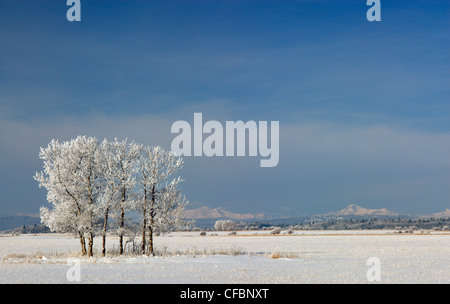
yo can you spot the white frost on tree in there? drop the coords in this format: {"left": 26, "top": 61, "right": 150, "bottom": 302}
{"left": 136, "top": 146, "right": 186, "bottom": 255}
{"left": 34, "top": 136, "right": 103, "bottom": 257}
{"left": 153, "top": 177, "right": 189, "bottom": 236}
{"left": 35, "top": 137, "right": 189, "bottom": 257}
{"left": 214, "top": 220, "right": 237, "bottom": 231}
{"left": 99, "top": 138, "right": 141, "bottom": 255}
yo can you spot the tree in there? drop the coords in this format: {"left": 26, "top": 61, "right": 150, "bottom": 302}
{"left": 35, "top": 136, "right": 103, "bottom": 257}
{"left": 97, "top": 139, "right": 119, "bottom": 256}
{"left": 271, "top": 227, "right": 282, "bottom": 235}
{"left": 152, "top": 177, "right": 189, "bottom": 236}
{"left": 99, "top": 139, "right": 140, "bottom": 255}
{"left": 214, "top": 220, "right": 237, "bottom": 231}
{"left": 36, "top": 137, "right": 189, "bottom": 257}
{"left": 136, "top": 146, "right": 186, "bottom": 255}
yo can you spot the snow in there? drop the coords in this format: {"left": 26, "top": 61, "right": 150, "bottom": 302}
{"left": 0, "top": 231, "right": 449, "bottom": 283}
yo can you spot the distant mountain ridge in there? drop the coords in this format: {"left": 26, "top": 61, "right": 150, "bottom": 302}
{"left": 425, "top": 209, "right": 450, "bottom": 218}
{"left": 182, "top": 204, "right": 402, "bottom": 222}
{"left": 2, "top": 205, "right": 449, "bottom": 231}
{"left": 321, "top": 204, "right": 399, "bottom": 217}
{"left": 182, "top": 206, "right": 266, "bottom": 221}
{"left": 183, "top": 204, "right": 450, "bottom": 223}
{"left": 0, "top": 215, "right": 41, "bottom": 231}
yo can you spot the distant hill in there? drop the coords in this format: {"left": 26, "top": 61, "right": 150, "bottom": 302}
{"left": 420, "top": 209, "right": 450, "bottom": 218}
{"left": 182, "top": 206, "right": 266, "bottom": 221}
{"left": 432, "top": 209, "right": 450, "bottom": 218}
{"left": 322, "top": 204, "right": 399, "bottom": 217}
{"left": 182, "top": 204, "right": 449, "bottom": 224}
{"left": 0, "top": 215, "right": 41, "bottom": 231}
{"left": 2, "top": 204, "right": 449, "bottom": 231}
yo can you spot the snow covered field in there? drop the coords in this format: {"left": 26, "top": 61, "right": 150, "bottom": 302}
{"left": 1, "top": 231, "right": 449, "bottom": 284}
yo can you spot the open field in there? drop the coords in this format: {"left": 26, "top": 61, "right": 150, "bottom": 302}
{"left": 1, "top": 231, "right": 449, "bottom": 283}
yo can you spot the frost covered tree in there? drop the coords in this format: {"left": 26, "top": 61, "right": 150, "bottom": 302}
{"left": 152, "top": 177, "right": 189, "bottom": 237}
{"left": 136, "top": 146, "right": 187, "bottom": 255}
{"left": 99, "top": 139, "right": 141, "bottom": 255}
{"left": 97, "top": 141, "right": 118, "bottom": 256}
{"left": 36, "top": 137, "right": 189, "bottom": 257}
{"left": 214, "top": 220, "right": 237, "bottom": 231}
{"left": 35, "top": 136, "right": 103, "bottom": 257}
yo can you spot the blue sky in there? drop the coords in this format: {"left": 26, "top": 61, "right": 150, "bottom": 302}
{"left": 0, "top": 0, "right": 449, "bottom": 216}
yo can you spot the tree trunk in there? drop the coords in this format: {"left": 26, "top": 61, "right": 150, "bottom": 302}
{"left": 119, "top": 207, "right": 124, "bottom": 255}
{"left": 141, "top": 207, "right": 147, "bottom": 254}
{"left": 119, "top": 186, "right": 126, "bottom": 255}
{"left": 87, "top": 168, "right": 94, "bottom": 257}
{"left": 102, "top": 207, "right": 109, "bottom": 256}
{"left": 141, "top": 187, "right": 148, "bottom": 254}
{"left": 148, "top": 225, "right": 153, "bottom": 256}
{"left": 79, "top": 232, "right": 87, "bottom": 256}
{"left": 148, "top": 185, "right": 155, "bottom": 256}
{"left": 88, "top": 232, "right": 94, "bottom": 257}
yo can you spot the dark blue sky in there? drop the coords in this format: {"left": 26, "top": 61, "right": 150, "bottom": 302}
{"left": 0, "top": 0, "right": 449, "bottom": 216}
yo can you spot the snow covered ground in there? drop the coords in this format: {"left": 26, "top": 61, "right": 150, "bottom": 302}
{"left": 0, "top": 231, "right": 449, "bottom": 283}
